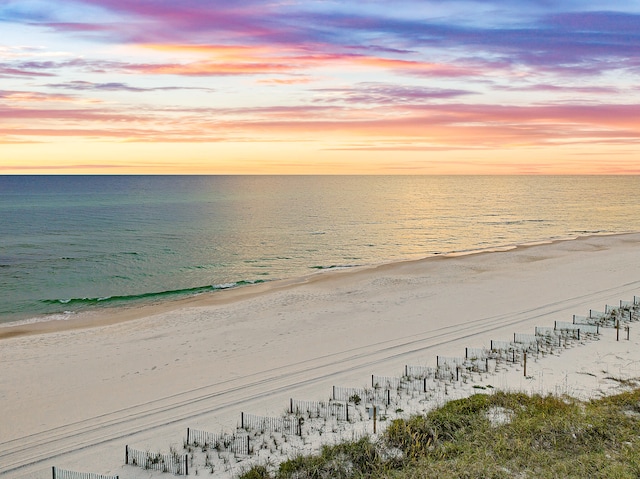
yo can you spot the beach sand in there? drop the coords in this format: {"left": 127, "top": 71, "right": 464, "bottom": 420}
{"left": 1, "top": 233, "right": 639, "bottom": 478}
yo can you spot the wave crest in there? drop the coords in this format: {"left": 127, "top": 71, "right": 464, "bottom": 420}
{"left": 41, "top": 280, "right": 267, "bottom": 307}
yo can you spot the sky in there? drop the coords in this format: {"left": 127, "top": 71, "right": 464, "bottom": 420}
{"left": 1, "top": 0, "right": 640, "bottom": 174}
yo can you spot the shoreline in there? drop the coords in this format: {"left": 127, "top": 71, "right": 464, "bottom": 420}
{"left": 1, "top": 230, "right": 639, "bottom": 478}
{"left": 1, "top": 230, "right": 635, "bottom": 341}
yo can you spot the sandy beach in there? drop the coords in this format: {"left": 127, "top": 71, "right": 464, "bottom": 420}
{"left": 1, "top": 233, "right": 640, "bottom": 478}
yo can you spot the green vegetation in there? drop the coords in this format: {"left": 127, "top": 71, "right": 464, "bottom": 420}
{"left": 238, "top": 388, "right": 640, "bottom": 479}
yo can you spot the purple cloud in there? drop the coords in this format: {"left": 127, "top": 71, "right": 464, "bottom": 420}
{"left": 0, "top": 65, "right": 56, "bottom": 78}
{"left": 311, "top": 83, "right": 474, "bottom": 105}
{"left": 45, "top": 80, "right": 215, "bottom": 93}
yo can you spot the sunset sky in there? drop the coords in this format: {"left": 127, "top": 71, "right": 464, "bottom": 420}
{"left": 1, "top": 0, "right": 639, "bottom": 174}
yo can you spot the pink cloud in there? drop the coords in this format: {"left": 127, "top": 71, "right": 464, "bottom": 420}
{"left": 506, "top": 84, "right": 620, "bottom": 95}
{"left": 2, "top": 78, "right": 639, "bottom": 151}
{"left": 257, "top": 77, "right": 315, "bottom": 85}
{"left": 0, "top": 90, "right": 79, "bottom": 103}
{"left": 0, "top": 106, "right": 141, "bottom": 122}
{"left": 0, "top": 66, "right": 56, "bottom": 78}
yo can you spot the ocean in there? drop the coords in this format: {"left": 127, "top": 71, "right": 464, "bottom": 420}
{"left": 1, "top": 175, "right": 639, "bottom": 325}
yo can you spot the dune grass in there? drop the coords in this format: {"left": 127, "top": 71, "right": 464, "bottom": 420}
{"left": 238, "top": 387, "right": 640, "bottom": 479}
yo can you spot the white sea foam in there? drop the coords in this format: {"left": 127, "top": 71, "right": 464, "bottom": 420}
{"left": 0, "top": 311, "right": 76, "bottom": 328}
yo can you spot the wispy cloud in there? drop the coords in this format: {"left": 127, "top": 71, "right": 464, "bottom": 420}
{"left": 0, "top": 89, "right": 78, "bottom": 102}
{"left": 311, "top": 83, "right": 474, "bottom": 104}
{"left": 45, "top": 80, "right": 216, "bottom": 93}
{"left": 0, "top": 65, "right": 56, "bottom": 78}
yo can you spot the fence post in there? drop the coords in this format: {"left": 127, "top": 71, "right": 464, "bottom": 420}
{"left": 372, "top": 374, "right": 374, "bottom": 387}
{"left": 523, "top": 352, "right": 527, "bottom": 377}
{"left": 387, "top": 389, "right": 391, "bottom": 406}
{"left": 346, "top": 403, "right": 349, "bottom": 422}
{"left": 241, "top": 412, "right": 244, "bottom": 429}
{"left": 186, "top": 427, "right": 190, "bottom": 445}
{"left": 405, "top": 365, "right": 408, "bottom": 377}
{"left": 298, "top": 417, "right": 303, "bottom": 436}
{"left": 184, "top": 454, "right": 188, "bottom": 476}
{"left": 465, "top": 347, "right": 468, "bottom": 359}
{"left": 332, "top": 386, "right": 336, "bottom": 400}
{"left": 373, "top": 405, "right": 377, "bottom": 434}
{"left": 456, "top": 366, "right": 459, "bottom": 382}
{"left": 52, "top": 466, "right": 56, "bottom": 479}
{"left": 617, "top": 320, "right": 620, "bottom": 341}
{"left": 290, "top": 398, "right": 293, "bottom": 414}
{"left": 125, "top": 445, "right": 129, "bottom": 465}
{"left": 626, "top": 326, "right": 630, "bottom": 340}
{"left": 423, "top": 377, "right": 427, "bottom": 393}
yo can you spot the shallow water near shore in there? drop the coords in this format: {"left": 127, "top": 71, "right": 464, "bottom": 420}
{"left": 2, "top": 175, "right": 640, "bottom": 324}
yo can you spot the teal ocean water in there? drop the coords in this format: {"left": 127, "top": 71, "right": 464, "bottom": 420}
{"left": 2, "top": 175, "right": 639, "bottom": 325}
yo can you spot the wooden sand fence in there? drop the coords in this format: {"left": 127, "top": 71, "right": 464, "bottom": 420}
{"left": 52, "top": 468, "right": 118, "bottom": 479}
{"left": 616, "top": 299, "right": 640, "bottom": 321}
{"left": 289, "top": 399, "right": 351, "bottom": 421}
{"left": 513, "top": 333, "right": 539, "bottom": 350}
{"left": 555, "top": 321, "right": 599, "bottom": 337}
{"left": 489, "top": 340, "right": 521, "bottom": 362}
{"left": 620, "top": 300, "right": 635, "bottom": 309}
{"left": 573, "top": 315, "right": 599, "bottom": 326}
{"left": 435, "top": 356, "right": 465, "bottom": 380}
{"left": 240, "top": 412, "right": 300, "bottom": 435}
{"left": 465, "top": 348, "right": 493, "bottom": 373}
{"left": 620, "top": 300, "right": 640, "bottom": 320}
{"left": 371, "top": 375, "right": 426, "bottom": 393}
{"left": 606, "top": 304, "right": 621, "bottom": 314}
{"left": 467, "top": 357, "right": 491, "bottom": 373}
{"left": 465, "top": 347, "right": 490, "bottom": 360}
{"left": 404, "top": 366, "right": 440, "bottom": 392}
{"left": 404, "top": 365, "right": 437, "bottom": 380}
{"left": 332, "top": 386, "right": 391, "bottom": 405}
{"left": 125, "top": 445, "right": 188, "bottom": 475}
{"left": 332, "top": 386, "right": 391, "bottom": 406}
{"left": 535, "top": 326, "right": 580, "bottom": 345}
{"left": 588, "top": 309, "right": 616, "bottom": 327}
{"left": 438, "top": 354, "right": 490, "bottom": 376}
{"left": 186, "top": 428, "right": 250, "bottom": 455}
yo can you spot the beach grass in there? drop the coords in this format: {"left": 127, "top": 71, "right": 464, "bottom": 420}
{"left": 238, "top": 387, "right": 640, "bottom": 479}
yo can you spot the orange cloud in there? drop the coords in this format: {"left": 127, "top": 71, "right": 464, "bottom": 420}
{"left": 129, "top": 43, "right": 484, "bottom": 79}
{"left": 0, "top": 90, "right": 78, "bottom": 103}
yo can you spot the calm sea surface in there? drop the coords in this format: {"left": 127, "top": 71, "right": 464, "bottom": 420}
{"left": 1, "top": 175, "right": 639, "bottom": 325}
